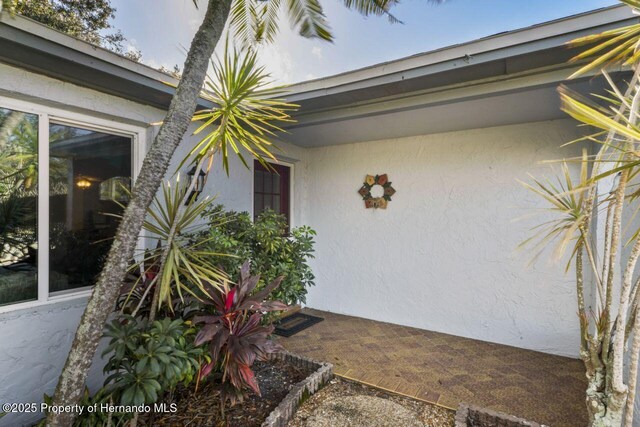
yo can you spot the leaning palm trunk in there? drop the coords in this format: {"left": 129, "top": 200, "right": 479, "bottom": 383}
{"left": 46, "top": 0, "right": 231, "bottom": 425}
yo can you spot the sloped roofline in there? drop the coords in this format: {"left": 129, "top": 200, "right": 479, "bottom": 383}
{"left": 0, "top": 4, "right": 636, "bottom": 111}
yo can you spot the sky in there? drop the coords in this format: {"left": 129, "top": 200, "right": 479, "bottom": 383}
{"left": 108, "top": 0, "right": 620, "bottom": 85}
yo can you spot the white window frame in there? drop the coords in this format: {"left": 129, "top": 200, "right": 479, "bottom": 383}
{"left": 250, "top": 159, "right": 295, "bottom": 228}
{"left": 0, "top": 95, "right": 147, "bottom": 314}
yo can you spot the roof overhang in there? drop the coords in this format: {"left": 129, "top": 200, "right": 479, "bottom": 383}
{"left": 275, "top": 5, "right": 638, "bottom": 146}
{"left": 0, "top": 5, "right": 637, "bottom": 147}
{"left": 286, "top": 5, "right": 638, "bottom": 114}
{"left": 0, "top": 13, "right": 213, "bottom": 111}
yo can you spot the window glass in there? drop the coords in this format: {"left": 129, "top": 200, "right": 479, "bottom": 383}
{"left": 0, "top": 108, "right": 38, "bottom": 306}
{"left": 253, "top": 161, "right": 290, "bottom": 224}
{"left": 49, "top": 124, "right": 131, "bottom": 293}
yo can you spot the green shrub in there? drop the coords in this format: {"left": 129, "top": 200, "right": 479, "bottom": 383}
{"left": 195, "top": 205, "right": 316, "bottom": 305}
{"left": 102, "top": 316, "right": 205, "bottom": 406}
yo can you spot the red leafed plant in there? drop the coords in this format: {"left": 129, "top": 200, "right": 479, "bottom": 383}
{"left": 194, "top": 261, "right": 288, "bottom": 403}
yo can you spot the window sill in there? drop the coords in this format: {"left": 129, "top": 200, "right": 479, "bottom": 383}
{"left": 0, "top": 289, "right": 92, "bottom": 316}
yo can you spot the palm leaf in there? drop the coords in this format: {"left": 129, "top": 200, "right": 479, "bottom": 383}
{"left": 180, "top": 47, "right": 297, "bottom": 175}
{"left": 559, "top": 86, "right": 640, "bottom": 144}
{"left": 286, "top": 0, "right": 333, "bottom": 41}
{"left": 568, "top": 0, "right": 640, "bottom": 78}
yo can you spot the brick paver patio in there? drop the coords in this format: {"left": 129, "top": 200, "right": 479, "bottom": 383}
{"left": 279, "top": 308, "right": 587, "bottom": 426}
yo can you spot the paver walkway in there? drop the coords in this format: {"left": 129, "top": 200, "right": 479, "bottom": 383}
{"left": 279, "top": 308, "right": 587, "bottom": 427}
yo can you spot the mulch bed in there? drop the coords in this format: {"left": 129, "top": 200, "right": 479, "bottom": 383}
{"left": 145, "top": 359, "right": 313, "bottom": 427}
{"left": 288, "top": 377, "right": 456, "bottom": 427}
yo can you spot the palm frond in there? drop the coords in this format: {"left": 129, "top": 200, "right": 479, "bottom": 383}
{"left": 568, "top": 1, "right": 640, "bottom": 78}
{"left": 180, "top": 47, "right": 298, "bottom": 175}
{"left": 286, "top": 0, "right": 333, "bottom": 41}
{"left": 229, "top": 0, "right": 283, "bottom": 47}
{"left": 340, "top": 0, "right": 402, "bottom": 24}
{"left": 519, "top": 154, "right": 592, "bottom": 268}
{"left": 559, "top": 85, "right": 640, "bottom": 147}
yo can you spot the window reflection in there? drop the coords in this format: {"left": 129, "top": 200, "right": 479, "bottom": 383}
{"left": 49, "top": 124, "right": 131, "bottom": 293}
{"left": 0, "top": 108, "right": 38, "bottom": 306}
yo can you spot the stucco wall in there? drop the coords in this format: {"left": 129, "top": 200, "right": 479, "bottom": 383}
{"left": 299, "top": 119, "right": 585, "bottom": 357}
{"left": 0, "top": 298, "right": 108, "bottom": 427}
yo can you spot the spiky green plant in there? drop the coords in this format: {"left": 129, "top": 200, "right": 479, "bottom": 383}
{"left": 127, "top": 177, "right": 228, "bottom": 317}
{"left": 181, "top": 47, "right": 297, "bottom": 175}
{"left": 42, "top": 0, "right": 447, "bottom": 423}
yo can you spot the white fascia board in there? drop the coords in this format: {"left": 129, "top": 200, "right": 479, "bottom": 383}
{"left": 286, "top": 5, "right": 636, "bottom": 100}
{"left": 286, "top": 64, "right": 627, "bottom": 130}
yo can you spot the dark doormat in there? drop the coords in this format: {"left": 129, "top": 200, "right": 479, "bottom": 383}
{"left": 274, "top": 313, "right": 324, "bottom": 337}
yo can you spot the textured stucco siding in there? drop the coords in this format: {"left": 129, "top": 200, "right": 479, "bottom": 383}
{"left": 0, "top": 298, "right": 108, "bottom": 427}
{"left": 299, "top": 120, "right": 585, "bottom": 358}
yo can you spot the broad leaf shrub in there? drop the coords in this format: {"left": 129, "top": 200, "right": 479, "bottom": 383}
{"left": 195, "top": 204, "right": 316, "bottom": 305}
{"left": 102, "top": 317, "right": 205, "bottom": 406}
{"left": 195, "top": 261, "right": 288, "bottom": 404}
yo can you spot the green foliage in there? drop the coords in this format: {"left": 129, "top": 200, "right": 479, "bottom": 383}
{"left": 0, "top": 110, "right": 38, "bottom": 261}
{"left": 115, "top": 177, "right": 227, "bottom": 314}
{"left": 185, "top": 48, "right": 297, "bottom": 175}
{"left": 4, "top": 0, "right": 140, "bottom": 59}
{"left": 102, "top": 316, "right": 205, "bottom": 406}
{"left": 195, "top": 204, "right": 316, "bottom": 305}
{"left": 228, "top": 0, "right": 447, "bottom": 47}
{"left": 524, "top": 1, "right": 640, "bottom": 423}
{"left": 568, "top": 0, "right": 640, "bottom": 78}
{"left": 519, "top": 150, "right": 590, "bottom": 268}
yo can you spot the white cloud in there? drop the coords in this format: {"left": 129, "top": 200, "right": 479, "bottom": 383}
{"left": 311, "top": 46, "right": 323, "bottom": 59}
{"left": 256, "top": 44, "right": 295, "bottom": 85}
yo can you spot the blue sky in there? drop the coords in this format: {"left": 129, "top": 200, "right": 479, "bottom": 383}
{"left": 109, "top": 0, "right": 619, "bottom": 84}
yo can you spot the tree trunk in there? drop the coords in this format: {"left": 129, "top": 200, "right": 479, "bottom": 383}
{"left": 45, "top": 1, "right": 231, "bottom": 425}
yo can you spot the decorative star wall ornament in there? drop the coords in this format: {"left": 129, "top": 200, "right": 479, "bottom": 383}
{"left": 358, "top": 174, "right": 396, "bottom": 209}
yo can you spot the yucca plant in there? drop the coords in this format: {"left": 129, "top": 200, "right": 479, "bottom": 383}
{"left": 526, "top": 1, "right": 640, "bottom": 425}
{"left": 114, "top": 177, "right": 229, "bottom": 320}
{"left": 133, "top": 48, "right": 298, "bottom": 321}
{"left": 180, "top": 47, "right": 297, "bottom": 176}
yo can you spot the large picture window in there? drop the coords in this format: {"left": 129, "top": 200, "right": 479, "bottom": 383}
{"left": 0, "top": 99, "right": 139, "bottom": 309}
{"left": 49, "top": 124, "right": 132, "bottom": 294}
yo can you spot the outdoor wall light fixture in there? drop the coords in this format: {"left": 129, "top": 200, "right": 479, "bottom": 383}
{"left": 76, "top": 178, "right": 92, "bottom": 189}
{"left": 185, "top": 166, "right": 206, "bottom": 205}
